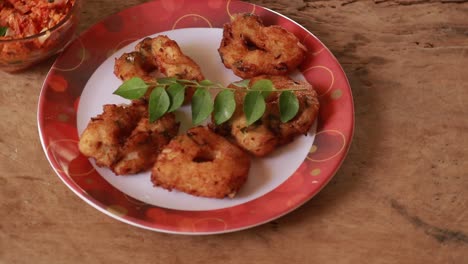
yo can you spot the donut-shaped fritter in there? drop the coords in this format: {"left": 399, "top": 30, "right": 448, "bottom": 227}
{"left": 114, "top": 36, "right": 204, "bottom": 102}
{"left": 143, "top": 36, "right": 204, "bottom": 82}
{"left": 79, "top": 100, "right": 180, "bottom": 175}
{"left": 218, "top": 13, "right": 307, "bottom": 78}
{"left": 151, "top": 126, "right": 251, "bottom": 198}
{"left": 79, "top": 101, "right": 146, "bottom": 168}
{"left": 212, "top": 75, "right": 319, "bottom": 156}
{"left": 113, "top": 114, "right": 179, "bottom": 175}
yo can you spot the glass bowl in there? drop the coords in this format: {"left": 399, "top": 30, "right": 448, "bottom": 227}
{"left": 0, "top": 1, "right": 81, "bottom": 73}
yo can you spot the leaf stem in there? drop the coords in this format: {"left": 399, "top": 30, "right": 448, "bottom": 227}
{"left": 114, "top": 76, "right": 304, "bottom": 125}
{"left": 146, "top": 78, "right": 309, "bottom": 92}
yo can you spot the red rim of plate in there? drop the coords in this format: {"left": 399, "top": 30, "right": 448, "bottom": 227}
{"left": 37, "top": 0, "right": 354, "bottom": 235}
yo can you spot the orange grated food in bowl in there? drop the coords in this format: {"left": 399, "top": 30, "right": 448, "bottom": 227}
{"left": 0, "top": 0, "right": 76, "bottom": 40}
{"left": 0, "top": 0, "right": 79, "bottom": 72}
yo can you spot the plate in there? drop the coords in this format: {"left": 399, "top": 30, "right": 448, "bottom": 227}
{"left": 38, "top": 0, "right": 354, "bottom": 234}
{"left": 79, "top": 27, "right": 317, "bottom": 211}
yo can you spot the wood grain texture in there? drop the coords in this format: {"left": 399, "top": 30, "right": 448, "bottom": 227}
{"left": 0, "top": 0, "right": 467, "bottom": 263}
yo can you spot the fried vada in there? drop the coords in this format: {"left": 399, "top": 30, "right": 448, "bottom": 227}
{"left": 114, "top": 35, "right": 205, "bottom": 102}
{"left": 151, "top": 126, "right": 250, "bottom": 198}
{"left": 113, "top": 51, "right": 157, "bottom": 82}
{"left": 218, "top": 13, "right": 307, "bottom": 78}
{"left": 79, "top": 100, "right": 180, "bottom": 175}
{"left": 212, "top": 75, "right": 319, "bottom": 156}
{"left": 112, "top": 114, "right": 179, "bottom": 175}
{"left": 78, "top": 101, "right": 146, "bottom": 168}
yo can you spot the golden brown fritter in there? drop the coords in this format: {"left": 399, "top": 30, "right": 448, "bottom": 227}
{"left": 265, "top": 80, "right": 320, "bottom": 146}
{"left": 146, "top": 36, "right": 204, "bottom": 82}
{"left": 113, "top": 51, "right": 157, "bottom": 82}
{"left": 146, "top": 35, "right": 205, "bottom": 102}
{"left": 212, "top": 75, "right": 319, "bottom": 156}
{"left": 113, "top": 114, "right": 179, "bottom": 175}
{"left": 78, "top": 101, "right": 146, "bottom": 168}
{"left": 218, "top": 13, "right": 307, "bottom": 78}
{"left": 151, "top": 126, "right": 251, "bottom": 198}
{"left": 79, "top": 100, "right": 180, "bottom": 175}
{"left": 213, "top": 89, "right": 278, "bottom": 157}
{"left": 134, "top": 37, "right": 156, "bottom": 66}
{"left": 113, "top": 36, "right": 204, "bottom": 102}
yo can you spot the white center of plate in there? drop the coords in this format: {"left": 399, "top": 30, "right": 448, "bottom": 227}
{"left": 77, "top": 28, "right": 316, "bottom": 211}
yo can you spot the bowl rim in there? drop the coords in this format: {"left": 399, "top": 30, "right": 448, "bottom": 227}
{"left": 0, "top": 0, "right": 79, "bottom": 43}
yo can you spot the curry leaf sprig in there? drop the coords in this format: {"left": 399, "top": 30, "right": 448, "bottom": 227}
{"left": 113, "top": 77, "right": 305, "bottom": 126}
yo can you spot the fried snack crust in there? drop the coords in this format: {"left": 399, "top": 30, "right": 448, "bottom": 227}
{"left": 212, "top": 75, "right": 319, "bottom": 156}
{"left": 151, "top": 126, "right": 251, "bottom": 198}
{"left": 78, "top": 102, "right": 146, "bottom": 168}
{"left": 79, "top": 100, "right": 180, "bottom": 175}
{"left": 113, "top": 114, "right": 180, "bottom": 175}
{"left": 218, "top": 13, "right": 307, "bottom": 79}
{"left": 148, "top": 35, "right": 205, "bottom": 102}
{"left": 113, "top": 36, "right": 205, "bottom": 102}
{"left": 147, "top": 36, "right": 204, "bottom": 82}
{"left": 113, "top": 51, "right": 157, "bottom": 82}
{"left": 215, "top": 90, "right": 278, "bottom": 157}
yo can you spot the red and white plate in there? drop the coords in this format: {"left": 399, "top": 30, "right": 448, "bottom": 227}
{"left": 38, "top": 0, "right": 354, "bottom": 234}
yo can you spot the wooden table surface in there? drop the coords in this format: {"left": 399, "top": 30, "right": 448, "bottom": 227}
{"left": 1, "top": 0, "right": 467, "bottom": 263}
